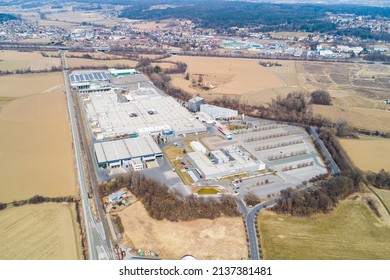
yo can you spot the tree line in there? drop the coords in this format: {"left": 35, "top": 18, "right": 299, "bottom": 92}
{"left": 272, "top": 176, "right": 359, "bottom": 216}
{"left": 136, "top": 58, "right": 193, "bottom": 101}
{"left": 0, "top": 195, "right": 76, "bottom": 211}
{"left": 0, "top": 66, "right": 62, "bottom": 76}
{"left": 99, "top": 171, "right": 240, "bottom": 222}
{"left": 367, "top": 169, "right": 390, "bottom": 190}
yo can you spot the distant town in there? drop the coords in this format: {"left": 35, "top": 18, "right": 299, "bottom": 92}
{"left": 0, "top": 3, "right": 389, "bottom": 61}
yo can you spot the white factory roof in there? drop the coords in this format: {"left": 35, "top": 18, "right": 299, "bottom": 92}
{"left": 188, "top": 148, "right": 261, "bottom": 178}
{"left": 200, "top": 104, "right": 238, "bottom": 119}
{"left": 94, "top": 135, "right": 162, "bottom": 164}
{"left": 86, "top": 90, "right": 206, "bottom": 138}
{"left": 190, "top": 141, "right": 207, "bottom": 154}
{"left": 108, "top": 189, "right": 127, "bottom": 202}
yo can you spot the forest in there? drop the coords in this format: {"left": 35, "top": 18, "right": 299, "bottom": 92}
{"left": 0, "top": 14, "right": 18, "bottom": 23}
{"left": 120, "top": 1, "right": 390, "bottom": 34}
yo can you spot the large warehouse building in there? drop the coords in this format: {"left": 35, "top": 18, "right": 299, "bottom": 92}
{"left": 188, "top": 96, "right": 205, "bottom": 112}
{"left": 86, "top": 92, "right": 206, "bottom": 139}
{"left": 200, "top": 104, "right": 238, "bottom": 119}
{"left": 94, "top": 136, "right": 163, "bottom": 169}
{"left": 77, "top": 71, "right": 207, "bottom": 140}
{"left": 187, "top": 145, "right": 265, "bottom": 179}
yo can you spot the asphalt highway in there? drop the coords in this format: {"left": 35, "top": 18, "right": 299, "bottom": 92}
{"left": 61, "top": 52, "right": 114, "bottom": 260}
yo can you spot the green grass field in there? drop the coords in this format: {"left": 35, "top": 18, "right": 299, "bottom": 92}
{"left": 258, "top": 196, "right": 390, "bottom": 259}
{"left": 372, "top": 188, "right": 390, "bottom": 213}
{"left": 197, "top": 188, "right": 219, "bottom": 195}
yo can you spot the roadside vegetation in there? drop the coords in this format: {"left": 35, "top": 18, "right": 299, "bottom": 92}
{"left": 243, "top": 193, "right": 261, "bottom": 207}
{"left": 367, "top": 169, "right": 390, "bottom": 190}
{"left": 0, "top": 195, "right": 75, "bottom": 211}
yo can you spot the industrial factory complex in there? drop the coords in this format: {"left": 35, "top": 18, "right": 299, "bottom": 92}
{"left": 94, "top": 136, "right": 163, "bottom": 169}
{"left": 71, "top": 70, "right": 206, "bottom": 140}
{"left": 69, "top": 68, "right": 328, "bottom": 202}
{"left": 187, "top": 145, "right": 266, "bottom": 180}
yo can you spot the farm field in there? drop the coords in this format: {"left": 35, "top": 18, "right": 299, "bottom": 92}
{"left": 313, "top": 105, "right": 390, "bottom": 132}
{"left": 373, "top": 188, "right": 390, "bottom": 212}
{"left": 165, "top": 56, "right": 285, "bottom": 98}
{"left": 339, "top": 137, "right": 390, "bottom": 172}
{"left": 66, "top": 58, "right": 138, "bottom": 69}
{"left": 46, "top": 11, "right": 124, "bottom": 27}
{"left": 258, "top": 193, "right": 390, "bottom": 259}
{"left": 296, "top": 61, "right": 390, "bottom": 98}
{"left": 0, "top": 203, "right": 82, "bottom": 260}
{"left": 0, "top": 51, "right": 60, "bottom": 71}
{"left": 151, "top": 62, "right": 177, "bottom": 70}
{"left": 132, "top": 21, "right": 171, "bottom": 30}
{"left": 0, "top": 72, "right": 64, "bottom": 98}
{"left": 118, "top": 201, "right": 248, "bottom": 260}
{"left": 164, "top": 56, "right": 390, "bottom": 132}
{"left": 0, "top": 73, "right": 76, "bottom": 202}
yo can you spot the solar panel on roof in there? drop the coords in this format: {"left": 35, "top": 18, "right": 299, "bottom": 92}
{"left": 83, "top": 74, "right": 89, "bottom": 81}
{"left": 88, "top": 74, "right": 94, "bottom": 80}
{"left": 70, "top": 76, "right": 75, "bottom": 82}
{"left": 75, "top": 75, "right": 80, "bottom": 82}
{"left": 101, "top": 72, "right": 108, "bottom": 80}
{"left": 97, "top": 73, "right": 103, "bottom": 80}
{"left": 93, "top": 73, "right": 99, "bottom": 80}
{"left": 81, "top": 75, "right": 85, "bottom": 81}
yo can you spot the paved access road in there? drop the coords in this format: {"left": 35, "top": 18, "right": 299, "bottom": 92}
{"left": 61, "top": 52, "right": 114, "bottom": 260}
{"left": 309, "top": 127, "right": 340, "bottom": 176}
{"left": 237, "top": 198, "right": 278, "bottom": 260}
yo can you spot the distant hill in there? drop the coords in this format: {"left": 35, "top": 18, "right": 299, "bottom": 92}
{"left": 120, "top": 1, "right": 390, "bottom": 31}
{"left": 0, "top": 14, "right": 17, "bottom": 23}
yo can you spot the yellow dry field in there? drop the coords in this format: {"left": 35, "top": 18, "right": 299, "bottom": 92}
{"left": 313, "top": 105, "right": 390, "bottom": 132}
{"left": 297, "top": 61, "right": 390, "bottom": 131}
{"left": 66, "top": 52, "right": 124, "bottom": 60}
{"left": 0, "top": 72, "right": 64, "bottom": 98}
{"left": 151, "top": 62, "right": 177, "bottom": 70}
{"left": 165, "top": 56, "right": 285, "bottom": 98}
{"left": 47, "top": 11, "right": 105, "bottom": 23}
{"left": 0, "top": 73, "right": 77, "bottom": 202}
{"left": 118, "top": 201, "right": 248, "bottom": 260}
{"left": 0, "top": 51, "right": 61, "bottom": 71}
{"left": 67, "top": 58, "right": 138, "bottom": 68}
{"left": 20, "top": 38, "right": 53, "bottom": 44}
{"left": 339, "top": 137, "right": 390, "bottom": 172}
{"left": 38, "top": 20, "right": 77, "bottom": 28}
{"left": 132, "top": 21, "right": 170, "bottom": 30}
{"left": 140, "top": 54, "right": 165, "bottom": 59}
{"left": 0, "top": 51, "right": 39, "bottom": 71}
{"left": 270, "top": 31, "right": 310, "bottom": 38}
{"left": 0, "top": 203, "right": 82, "bottom": 260}
{"left": 46, "top": 11, "right": 122, "bottom": 27}
{"left": 259, "top": 193, "right": 390, "bottom": 259}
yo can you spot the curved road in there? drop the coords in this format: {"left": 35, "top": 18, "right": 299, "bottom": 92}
{"left": 237, "top": 199, "right": 278, "bottom": 260}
